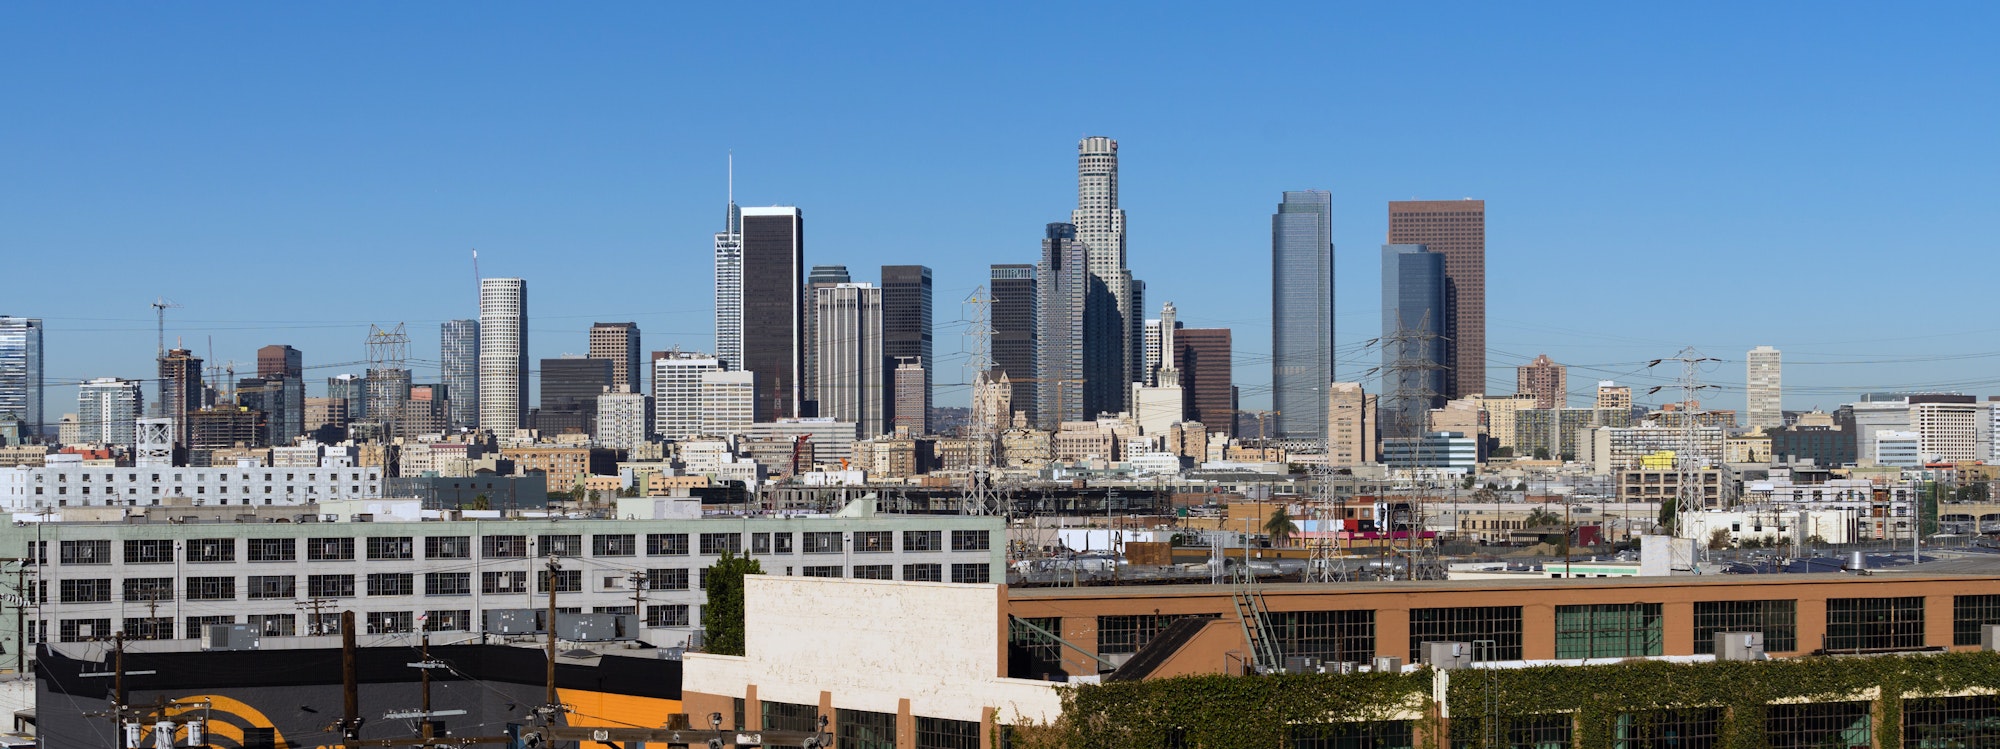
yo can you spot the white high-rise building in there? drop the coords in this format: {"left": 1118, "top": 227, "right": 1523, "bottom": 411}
{"left": 653, "top": 352, "right": 721, "bottom": 441}
{"left": 714, "top": 161, "right": 744, "bottom": 372}
{"left": 0, "top": 317, "right": 43, "bottom": 438}
{"left": 700, "top": 370, "right": 756, "bottom": 438}
{"left": 595, "top": 390, "right": 651, "bottom": 449}
{"left": 1070, "top": 137, "right": 1140, "bottom": 409}
{"left": 1747, "top": 345, "right": 1782, "bottom": 430}
{"left": 76, "top": 378, "right": 143, "bottom": 446}
{"left": 478, "top": 278, "right": 527, "bottom": 437}
{"left": 815, "top": 283, "right": 885, "bottom": 436}
{"left": 1142, "top": 319, "right": 1163, "bottom": 387}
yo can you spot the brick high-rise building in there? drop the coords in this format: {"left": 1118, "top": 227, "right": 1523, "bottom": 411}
{"left": 1387, "top": 200, "right": 1484, "bottom": 400}
{"left": 1174, "top": 328, "right": 1232, "bottom": 437}
{"left": 1518, "top": 354, "right": 1567, "bottom": 410}
{"left": 589, "top": 322, "right": 642, "bottom": 395}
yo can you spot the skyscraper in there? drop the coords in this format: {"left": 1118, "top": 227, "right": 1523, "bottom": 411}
{"left": 479, "top": 277, "right": 528, "bottom": 437}
{"left": 740, "top": 206, "right": 805, "bottom": 421}
{"left": 880, "top": 265, "right": 933, "bottom": 431}
{"left": 538, "top": 356, "right": 612, "bottom": 435}
{"left": 1381, "top": 244, "right": 1447, "bottom": 438}
{"left": 1387, "top": 200, "right": 1485, "bottom": 400}
{"left": 1747, "top": 346, "right": 1783, "bottom": 429}
{"left": 1175, "top": 328, "right": 1233, "bottom": 437}
{"left": 652, "top": 352, "right": 723, "bottom": 441}
{"left": 0, "top": 317, "right": 43, "bottom": 439}
{"left": 802, "top": 265, "right": 852, "bottom": 411}
{"left": 893, "top": 358, "right": 928, "bottom": 436}
{"left": 815, "top": 283, "right": 885, "bottom": 436}
{"left": 328, "top": 373, "right": 367, "bottom": 422}
{"left": 989, "top": 264, "right": 1038, "bottom": 425}
{"left": 714, "top": 173, "right": 744, "bottom": 371}
{"left": 440, "top": 319, "right": 479, "bottom": 430}
{"left": 159, "top": 348, "right": 203, "bottom": 447}
{"left": 252, "top": 344, "right": 305, "bottom": 442}
{"left": 1142, "top": 319, "right": 1164, "bottom": 387}
{"left": 589, "top": 322, "right": 642, "bottom": 395}
{"left": 77, "top": 378, "right": 142, "bottom": 446}
{"left": 1036, "top": 223, "right": 1089, "bottom": 428}
{"left": 1517, "top": 354, "right": 1567, "bottom": 410}
{"left": 1272, "top": 190, "right": 1335, "bottom": 441}
{"left": 1070, "top": 137, "right": 1141, "bottom": 410}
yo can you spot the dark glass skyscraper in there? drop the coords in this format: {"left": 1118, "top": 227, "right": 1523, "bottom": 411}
{"left": 441, "top": 319, "right": 479, "bottom": 429}
{"left": 990, "top": 264, "right": 1038, "bottom": 425}
{"left": 1381, "top": 244, "right": 1448, "bottom": 438}
{"left": 1271, "top": 190, "right": 1334, "bottom": 441}
{"left": 1388, "top": 200, "right": 1484, "bottom": 400}
{"left": 740, "top": 207, "right": 805, "bottom": 421}
{"left": 880, "top": 265, "right": 933, "bottom": 431}
{"left": 1036, "top": 223, "right": 1089, "bottom": 427}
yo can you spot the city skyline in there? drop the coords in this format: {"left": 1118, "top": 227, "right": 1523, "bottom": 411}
{"left": 5, "top": 5, "right": 1996, "bottom": 419}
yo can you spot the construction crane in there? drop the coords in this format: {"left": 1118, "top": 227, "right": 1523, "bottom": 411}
{"left": 790, "top": 433, "right": 813, "bottom": 476}
{"left": 149, "top": 297, "right": 181, "bottom": 357}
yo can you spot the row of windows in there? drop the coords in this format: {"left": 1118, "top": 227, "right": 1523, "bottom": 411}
{"left": 55, "top": 529, "right": 991, "bottom": 565}
{"left": 42, "top": 471, "right": 369, "bottom": 482}
{"left": 52, "top": 604, "right": 697, "bottom": 642}
{"left": 1061, "top": 597, "right": 2000, "bottom": 665}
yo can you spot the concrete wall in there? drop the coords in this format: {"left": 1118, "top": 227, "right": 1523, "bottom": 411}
{"left": 684, "top": 577, "right": 1062, "bottom": 734}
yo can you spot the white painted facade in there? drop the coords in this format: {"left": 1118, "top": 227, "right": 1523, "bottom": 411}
{"left": 0, "top": 455, "right": 382, "bottom": 510}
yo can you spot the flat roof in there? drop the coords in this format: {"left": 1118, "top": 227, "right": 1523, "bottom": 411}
{"left": 1006, "top": 571, "right": 2000, "bottom": 600}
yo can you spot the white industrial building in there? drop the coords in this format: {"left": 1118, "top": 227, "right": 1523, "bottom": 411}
{"left": 0, "top": 452, "right": 383, "bottom": 510}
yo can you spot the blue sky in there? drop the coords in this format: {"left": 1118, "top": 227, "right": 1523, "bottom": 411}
{"left": 4, "top": 3, "right": 1997, "bottom": 415}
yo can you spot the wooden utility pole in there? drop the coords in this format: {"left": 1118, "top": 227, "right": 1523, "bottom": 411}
{"left": 542, "top": 554, "right": 561, "bottom": 722}
{"left": 112, "top": 630, "right": 125, "bottom": 747}
{"left": 340, "top": 610, "right": 360, "bottom": 742}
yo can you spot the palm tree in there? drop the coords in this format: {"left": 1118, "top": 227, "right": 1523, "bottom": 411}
{"left": 1523, "top": 506, "right": 1563, "bottom": 529}
{"left": 1265, "top": 507, "right": 1299, "bottom": 548}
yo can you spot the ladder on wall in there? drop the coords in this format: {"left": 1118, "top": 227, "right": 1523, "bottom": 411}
{"left": 1232, "top": 564, "right": 1283, "bottom": 674}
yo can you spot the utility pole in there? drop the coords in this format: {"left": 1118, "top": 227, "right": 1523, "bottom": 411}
{"left": 340, "top": 610, "right": 361, "bottom": 742}
{"left": 540, "top": 554, "right": 563, "bottom": 725}
{"left": 629, "top": 570, "right": 648, "bottom": 624}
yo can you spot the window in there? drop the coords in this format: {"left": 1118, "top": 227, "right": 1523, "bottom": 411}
{"left": 483, "top": 535, "right": 528, "bottom": 558}
{"left": 762, "top": 702, "right": 820, "bottom": 733}
{"left": 247, "top": 538, "right": 296, "bottom": 562}
{"left": 913, "top": 717, "right": 979, "bottom": 749}
{"left": 537, "top": 534, "right": 583, "bottom": 557}
{"left": 123, "top": 539, "right": 173, "bottom": 564}
{"left": 247, "top": 576, "right": 296, "bottom": 600}
{"left": 1904, "top": 695, "right": 2000, "bottom": 748}
{"left": 646, "top": 569, "right": 689, "bottom": 591}
{"left": 59, "top": 579, "right": 112, "bottom": 603}
{"left": 774, "top": 533, "right": 794, "bottom": 554}
{"left": 366, "top": 536, "right": 414, "bottom": 560}
{"left": 1291, "top": 721, "right": 1414, "bottom": 749}
{"left": 951, "top": 530, "right": 990, "bottom": 551}
{"left": 903, "top": 563, "right": 942, "bottom": 582}
{"left": 60, "top": 618, "right": 111, "bottom": 642}
{"left": 802, "top": 566, "right": 842, "bottom": 578}
{"left": 186, "top": 615, "right": 232, "bottom": 637}
{"left": 1408, "top": 606, "right": 1523, "bottom": 662}
{"left": 1556, "top": 603, "right": 1662, "bottom": 658}
{"left": 752, "top": 533, "right": 772, "bottom": 554}
{"left": 424, "top": 610, "right": 472, "bottom": 631}
{"left": 803, "top": 532, "right": 842, "bottom": 554}
{"left": 700, "top": 533, "right": 742, "bottom": 555}
{"left": 1097, "top": 614, "right": 1221, "bottom": 656}
{"left": 425, "top": 572, "right": 471, "bottom": 597}
{"left": 903, "top": 530, "right": 941, "bottom": 552}
{"left": 1767, "top": 702, "right": 1870, "bottom": 749}
{"left": 645, "top": 604, "right": 691, "bottom": 628}
{"left": 251, "top": 614, "right": 297, "bottom": 636}
{"left": 368, "top": 573, "right": 415, "bottom": 596}
{"left": 425, "top": 536, "right": 471, "bottom": 560}
{"left": 1825, "top": 597, "right": 1924, "bottom": 651}
{"left": 186, "top": 576, "right": 236, "bottom": 601}
{"left": 1613, "top": 708, "right": 1720, "bottom": 749}
{"left": 951, "top": 563, "right": 991, "bottom": 583}
{"left": 593, "top": 534, "right": 637, "bottom": 557}
{"left": 59, "top": 540, "right": 111, "bottom": 565}
{"left": 308, "top": 537, "right": 356, "bottom": 561}
{"left": 309, "top": 574, "right": 355, "bottom": 598}
{"left": 538, "top": 569, "right": 582, "bottom": 593}
{"left": 1008, "top": 617, "right": 1064, "bottom": 679}
{"left": 853, "top": 564, "right": 894, "bottom": 580}
{"left": 647, "top": 533, "right": 689, "bottom": 556}
{"left": 1693, "top": 600, "right": 1798, "bottom": 653}
{"left": 1953, "top": 594, "right": 2000, "bottom": 646}
{"left": 123, "top": 617, "right": 173, "bottom": 641}
{"left": 186, "top": 538, "right": 235, "bottom": 563}
{"left": 836, "top": 708, "right": 896, "bottom": 749}
{"left": 483, "top": 571, "right": 528, "bottom": 594}
{"left": 123, "top": 578, "right": 173, "bottom": 602}
{"left": 1269, "top": 610, "right": 1376, "bottom": 662}
{"left": 855, "top": 531, "right": 893, "bottom": 553}
{"left": 366, "top": 611, "right": 414, "bottom": 634}
{"left": 1447, "top": 713, "right": 1571, "bottom": 749}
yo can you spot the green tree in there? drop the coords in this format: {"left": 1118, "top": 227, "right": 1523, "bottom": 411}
{"left": 1264, "top": 507, "right": 1299, "bottom": 548}
{"left": 1532, "top": 448, "right": 1551, "bottom": 460}
{"left": 1523, "top": 507, "right": 1562, "bottom": 528}
{"left": 469, "top": 493, "right": 490, "bottom": 511}
{"left": 1707, "top": 528, "right": 1735, "bottom": 550}
{"left": 701, "top": 551, "right": 764, "bottom": 655}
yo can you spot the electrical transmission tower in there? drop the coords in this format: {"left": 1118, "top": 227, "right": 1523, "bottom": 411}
{"left": 1368, "top": 312, "right": 1449, "bottom": 580}
{"left": 961, "top": 286, "right": 1000, "bottom": 516}
{"left": 1647, "top": 347, "right": 1720, "bottom": 543}
{"left": 367, "top": 324, "right": 410, "bottom": 440}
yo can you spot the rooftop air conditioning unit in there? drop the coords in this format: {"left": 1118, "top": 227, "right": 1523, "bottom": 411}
{"left": 1372, "top": 656, "right": 1403, "bottom": 673}
{"left": 203, "top": 623, "right": 261, "bottom": 652}
{"left": 1981, "top": 625, "right": 2000, "bottom": 652}
{"left": 1421, "top": 641, "right": 1472, "bottom": 670}
{"left": 1715, "top": 631, "right": 1765, "bottom": 661}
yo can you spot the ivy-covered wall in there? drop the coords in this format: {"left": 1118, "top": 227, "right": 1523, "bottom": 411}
{"left": 1014, "top": 652, "right": 2000, "bottom": 749}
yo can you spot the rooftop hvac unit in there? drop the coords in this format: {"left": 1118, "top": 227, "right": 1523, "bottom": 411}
{"left": 1283, "top": 656, "right": 1320, "bottom": 674}
{"left": 1714, "top": 631, "right": 1765, "bottom": 661}
{"left": 1372, "top": 656, "right": 1403, "bottom": 673}
{"left": 484, "top": 608, "right": 544, "bottom": 635}
{"left": 557, "top": 613, "right": 638, "bottom": 643}
{"left": 203, "top": 623, "right": 261, "bottom": 652}
{"left": 1421, "top": 641, "right": 1472, "bottom": 670}
{"left": 1982, "top": 625, "right": 2000, "bottom": 652}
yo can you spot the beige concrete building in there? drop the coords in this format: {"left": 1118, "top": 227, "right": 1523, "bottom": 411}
{"left": 1596, "top": 381, "right": 1632, "bottom": 412}
{"left": 1517, "top": 354, "right": 1567, "bottom": 410}
{"left": 1483, "top": 394, "right": 1537, "bottom": 452}
{"left": 1327, "top": 382, "right": 1377, "bottom": 466}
